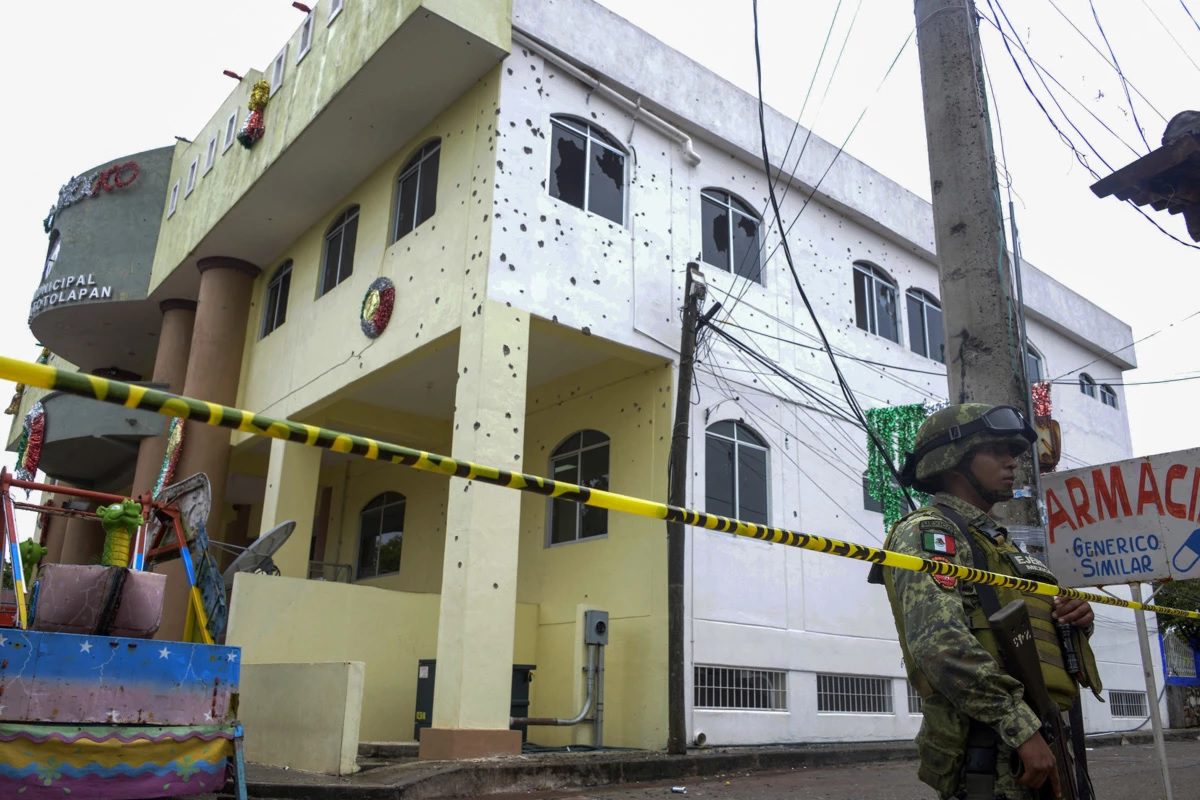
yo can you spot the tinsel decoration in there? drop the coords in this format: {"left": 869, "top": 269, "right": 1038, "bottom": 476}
{"left": 1031, "top": 381, "right": 1051, "bottom": 419}
{"left": 865, "top": 404, "right": 930, "bottom": 532}
{"left": 152, "top": 417, "right": 185, "bottom": 499}
{"left": 14, "top": 401, "right": 45, "bottom": 483}
{"left": 237, "top": 80, "right": 272, "bottom": 149}
{"left": 360, "top": 277, "right": 396, "bottom": 338}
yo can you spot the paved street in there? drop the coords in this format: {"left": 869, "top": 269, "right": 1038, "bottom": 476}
{"left": 479, "top": 740, "right": 1200, "bottom": 800}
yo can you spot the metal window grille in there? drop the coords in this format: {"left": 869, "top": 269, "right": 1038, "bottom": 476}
{"left": 1109, "top": 690, "right": 1149, "bottom": 717}
{"left": 1165, "top": 632, "right": 1198, "bottom": 679}
{"left": 817, "top": 674, "right": 893, "bottom": 714}
{"left": 694, "top": 666, "right": 787, "bottom": 711}
{"left": 906, "top": 680, "right": 924, "bottom": 714}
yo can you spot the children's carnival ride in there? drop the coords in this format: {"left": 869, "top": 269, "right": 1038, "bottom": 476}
{"left": 0, "top": 469, "right": 249, "bottom": 799}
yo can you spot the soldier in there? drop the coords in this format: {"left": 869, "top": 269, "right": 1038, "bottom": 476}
{"left": 881, "top": 403, "right": 1102, "bottom": 800}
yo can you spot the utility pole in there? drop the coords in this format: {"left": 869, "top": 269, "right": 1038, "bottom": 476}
{"left": 666, "top": 263, "right": 705, "bottom": 755}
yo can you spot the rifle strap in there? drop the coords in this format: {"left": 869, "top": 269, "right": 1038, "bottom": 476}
{"left": 1069, "top": 698, "right": 1092, "bottom": 800}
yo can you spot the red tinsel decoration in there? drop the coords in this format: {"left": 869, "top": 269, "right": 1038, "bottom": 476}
{"left": 1031, "top": 381, "right": 1052, "bottom": 419}
{"left": 237, "top": 109, "right": 266, "bottom": 148}
{"left": 15, "top": 402, "right": 45, "bottom": 482}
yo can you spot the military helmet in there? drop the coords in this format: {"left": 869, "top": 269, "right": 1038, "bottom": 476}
{"left": 898, "top": 403, "right": 1036, "bottom": 493}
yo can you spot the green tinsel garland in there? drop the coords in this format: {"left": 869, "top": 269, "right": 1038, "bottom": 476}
{"left": 865, "top": 404, "right": 930, "bottom": 533}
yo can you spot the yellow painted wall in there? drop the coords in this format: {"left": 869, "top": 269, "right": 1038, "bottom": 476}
{"left": 230, "top": 73, "right": 502, "bottom": 434}
{"left": 517, "top": 358, "right": 673, "bottom": 749}
{"left": 149, "top": 0, "right": 511, "bottom": 292}
{"left": 227, "top": 572, "right": 538, "bottom": 742}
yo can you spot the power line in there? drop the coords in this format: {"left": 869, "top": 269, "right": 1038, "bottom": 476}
{"left": 1086, "top": 0, "right": 1152, "bottom": 151}
{"left": 1184, "top": 0, "right": 1200, "bottom": 34}
{"left": 1051, "top": 373, "right": 1200, "bottom": 388}
{"left": 1047, "top": 307, "right": 1200, "bottom": 381}
{"left": 1138, "top": 0, "right": 1200, "bottom": 77}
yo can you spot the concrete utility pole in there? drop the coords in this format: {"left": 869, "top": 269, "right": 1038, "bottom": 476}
{"left": 913, "top": 0, "right": 1037, "bottom": 528}
{"left": 666, "top": 264, "right": 705, "bottom": 755}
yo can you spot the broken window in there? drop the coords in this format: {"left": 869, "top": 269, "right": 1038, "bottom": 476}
{"left": 358, "top": 491, "right": 406, "bottom": 579}
{"left": 706, "top": 421, "right": 769, "bottom": 525}
{"left": 320, "top": 205, "right": 359, "bottom": 296}
{"left": 394, "top": 139, "right": 440, "bottom": 241}
{"left": 852, "top": 261, "right": 899, "bottom": 344}
{"left": 261, "top": 260, "right": 292, "bottom": 338}
{"left": 905, "top": 288, "right": 944, "bottom": 363}
{"left": 548, "top": 430, "right": 610, "bottom": 545}
{"left": 548, "top": 115, "right": 626, "bottom": 224}
{"left": 701, "top": 189, "right": 762, "bottom": 283}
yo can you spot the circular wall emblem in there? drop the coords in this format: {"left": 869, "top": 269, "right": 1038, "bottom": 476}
{"left": 360, "top": 277, "right": 395, "bottom": 338}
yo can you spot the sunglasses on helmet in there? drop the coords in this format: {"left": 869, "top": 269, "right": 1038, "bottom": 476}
{"left": 910, "top": 405, "right": 1036, "bottom": 464}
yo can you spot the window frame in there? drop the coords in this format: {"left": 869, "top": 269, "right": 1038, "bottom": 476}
{"left": 546, "top": 430, "right": 611, "bottom": 547}
{"left": 167, "top": 181, "right": 180, "bottom": 218}
{"left": 319, "top": 205, "right": 360, "bottom": 296}
{"left": 1100, "top": 383, "right": 1118, "bottom": 408}
{"left": 260, "top": 260, "right": 293, "bottom": 338}
{"left": 356, "top": 491, "right": 406, "bottom": 581}
{"left": 547, "top": 114, "right": 628, "bottom": 225}
{"left": 223, "top": 110, "right": 239, "bottom": 153}
{"left": 905, "top": 288, "right": 944, "bottom": 363}
{"left": 1079, "top": 373, "right": 1097, "bottom": 399}
{"left": 705, "top": 420, "right": 770, "bottom": 525}
{"left": 852, "top": 261, "right": 900, "bottom": 344}
{"left": 43, "top": 230, "right": 61, "bottom": 281}
{"left": 269, "top": 45, "right": 289, "bottom": 97}
{"left": 1025, "top": 343, "right": 1045, "bottom": 385}
{"left": 328, "top": 0, "right": 344, "bottom": 24}
{"left": 392, "top": 139, "right": 442, "bottom": 242}
{"left": 700, "top": 188, "right": 763, "bottom": 284}
{"left": 184, "top": 157, "right": 199, "bottom": 197}
{"left": 203, "top": 135, "right": 218, "bottom": 175}
{"left": 297, "top": 8, "right": 315, "bottom": 63}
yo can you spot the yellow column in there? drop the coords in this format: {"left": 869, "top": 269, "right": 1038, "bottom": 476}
{"left": 419, "top": 301, "right": 529, "bottom": 760}
{"left": 258, "top": 438, "right": 322, "bottom": 579}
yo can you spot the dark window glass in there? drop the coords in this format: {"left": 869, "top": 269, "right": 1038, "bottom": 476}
{"left": 733, "top": 213, "right": 761, "bottom": 282}
{"left": 1100, "top": 385, "right": 1118, "bottom": 408}
{"left": 702, "top": 194, "right": 730, "bottom": 271}
{"left": 589, "top": 146, "right": 624, "bottom": 224}
{"left": 321, "top": 206, "right": 359, "bottom": 295}
{"left": 1079, "top": 374, "right": 1097, "bottom": 398}
{"left": 876, "top": 281, "right": 899, "bottom": 343}
{"left": 549, "top": 117, "right": 625, "bottom": 224}
{"left": 737, "top": 446, "right": 768, "bottom": 524}
{"left": 854, "top": 269, "right": 871, "bottom": 331}
{"left": 853, "top": 262, "right": 899, "bottom": 343}
{"left": 863, "top": 475, "right": 883, "bottom": 513}
{"left": 394, "top": 141, "right": 440, "bottom": 241}
{"left": 701, "top": 190, "right": 762, "bottom": 283}
{"left": 1025, "top": 347, "right": 1044, "bottom": 384}
{"left": 549, "top": 123, "right": 587, "bottom": 209}
{"left": 549, "top": 431, "right": 609, "bottom": 545}
{"left": 906, "top": 293, "right": 926, "bottom": 356}
{"left": 44, "top": 231, "right": 61, "bottom": 280}
{"left": 261, "top": 261, "right": 292, "bottom": 337}
{"left": 927, "top": 304, "right": 945, "bottom": 364}
{"left": 706, "top": 421, "right": 768, "bottom": 523}
{"left": 705, "top": 435, "right": 736, "bottom": 518}
{"left": 358, "top": 492, "right": 405, "bottom": 579}
{"left": 906, "top": 290, "right": 944, "bottom": 363}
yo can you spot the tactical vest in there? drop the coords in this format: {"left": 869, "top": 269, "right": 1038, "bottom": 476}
{"left": 887, "top": 508, "right": 1103, "bottom": 712}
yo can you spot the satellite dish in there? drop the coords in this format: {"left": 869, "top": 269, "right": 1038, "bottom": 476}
{"left": 221, "top": 521, "right": 296, "bottom": 586}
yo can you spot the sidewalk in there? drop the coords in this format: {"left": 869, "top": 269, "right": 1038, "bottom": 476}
{"left": 231, "top": 728, "right": 1200, "bottom": 800}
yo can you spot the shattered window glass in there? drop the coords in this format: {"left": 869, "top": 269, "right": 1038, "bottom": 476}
{"left": 853, "top": 262, "right": 899, "bottom": 343}
{"left": 702, "top": 193, "right": 730, "bottom": 271}
{"left": 701, "top": 190, "right": 761, "bottom": 283}
{"left": 549, "top": 116, "right": 625, "bottom": 224}
{"left": 550, "top": 121, "right": 587, "bottom": 209}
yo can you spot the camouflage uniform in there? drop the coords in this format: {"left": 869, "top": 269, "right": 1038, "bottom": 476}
{"left": 884, "top": 492, "right": 1041, "bottom": 800}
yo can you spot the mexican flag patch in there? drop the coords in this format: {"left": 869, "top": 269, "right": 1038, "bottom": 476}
{"left": 922, "top": 531, "right": 956, "bottom": 555}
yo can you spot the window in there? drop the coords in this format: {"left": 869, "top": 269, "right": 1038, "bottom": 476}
{"left": 701, "top": 189, "right": 761, "bottom": 283}
{"left": 261, "top": 260, "right": 292, "bottom": 337}
{"left": 43, "top": 231, "right": 61, "bottom": 280}
{"left": 1100, "top": 384, "right": 1118, "bottom": 408}
{"left": 906, "top": 289, "right": 944, "bottom": 363}
{"left": 1165, "top": 631, "right": 1198, "bottom": 679}
{"left": 203, "top": 135, "right": 217, "bottom": 174}
{"left": 548, "top": 115, "right": 626, "bottom": 225}
{"left": 320, "top": 206, "right": 359, "bottom": 295}
{"left": 184, "top": 157, "right": 199, "bottom": 197}
{"left": 270, "top": 46, "right": 288, "bottom": 97}
{"left": 393, "top": 140, "right": 441, "bottom": 241}
{"left": 328, "top": 0, "right": 344, "bottom": 24}
{"left": 297, "top": 10, "right": 314, "bottom": 62}
{"left": 694, "top": 665, "right": 787, "bottom": 710}
{"left": 1079, "top": 373, "right": 1097, "bottom": 398}
{"left": 1025, "top": 344, "right": 1044, "bottom": 385}
{"left": 223, "top": 110, "right": 239, "bottom": 153}
{"left": 167, "top": 181, "right": 180, "bottom": 218}
{"left": 357, "top": 491, "right": 405, "bottom": 579}
{"left": 1108, "top": 689, "right": 1148, "bottom": 717}
{"left": 816, "top": 674, "right": 893, "bottom": 714}
{"left": 706, "top": 421, "right": 768, "bottom": 525}
{"left": 906, "top": 680, "right": 924, "bottom": 714}
{"left": 853, "top": 262, "right": 900, "bottom": 343}
{"left": 549, "top": 430, "right": 609, "bottom": 545}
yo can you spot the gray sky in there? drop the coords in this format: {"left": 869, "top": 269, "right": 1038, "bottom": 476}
{"left": 1, "top": 0, "right": 1196, "bottom": 491}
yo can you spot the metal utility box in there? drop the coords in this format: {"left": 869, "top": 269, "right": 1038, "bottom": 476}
{"left": 413, "top": 660, "right": 536, "bottom": 742}
{"left": 583, "top": 609, "right": 609, "bottom": 645}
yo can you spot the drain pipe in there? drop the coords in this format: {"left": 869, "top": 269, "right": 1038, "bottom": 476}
{"left": 512, "top": 644, "right": 596, "bottom": 729}
{"left": 593, "top": 640, "right": 605, "bottom": 747}
{"left": 512, "top": 28, "right": 702, "bottom": 167}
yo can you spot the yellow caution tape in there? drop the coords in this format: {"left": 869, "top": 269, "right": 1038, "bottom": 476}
{"left": 2, "top": 355, "right": 1194, "bottom": 621}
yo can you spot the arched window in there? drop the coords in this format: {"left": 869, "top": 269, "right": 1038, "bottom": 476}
{"left": 261, "top": 260, "right": 292, "bottom": 337}
{"left": 701, "top": 188, "right": 761, "bottom": 283}
{"left": 1079, "top": 373, "right": 1097, "bottom": 398}
{"left": 394, "top": 140, "right": 440, "bottom": 241}
{"left": 1100, "top": 384, "right": 1118, "bottom": 408}
{"left": 548, "top": 430, "right": 610, "bottom": 544}
{"left": 1025, "top": 343, "right": 1045, "bottom": 384}
{"left": 706, "top": 421, "right": 768, "bottom": 524}
{"left": 905, "top": 289, "right": 944, "bottom": 362}
{"left": 43, "top": 230, "right": 61, "bottom": 280}
{"left": 320, "top": 205, "right": 359, "bottom": 296}
{"left": 852, "top": 262, "right": 899, "bottom": 344}
{"left": 357, "top": 491, "right": 405, "bottom": 579}
{"left": 548, "top": 115, "right": 626, "bottom": 224}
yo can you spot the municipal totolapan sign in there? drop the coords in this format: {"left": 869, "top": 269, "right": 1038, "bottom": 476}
{"left": 1042, "top": 447, "right": 1200, "bottom": 587}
